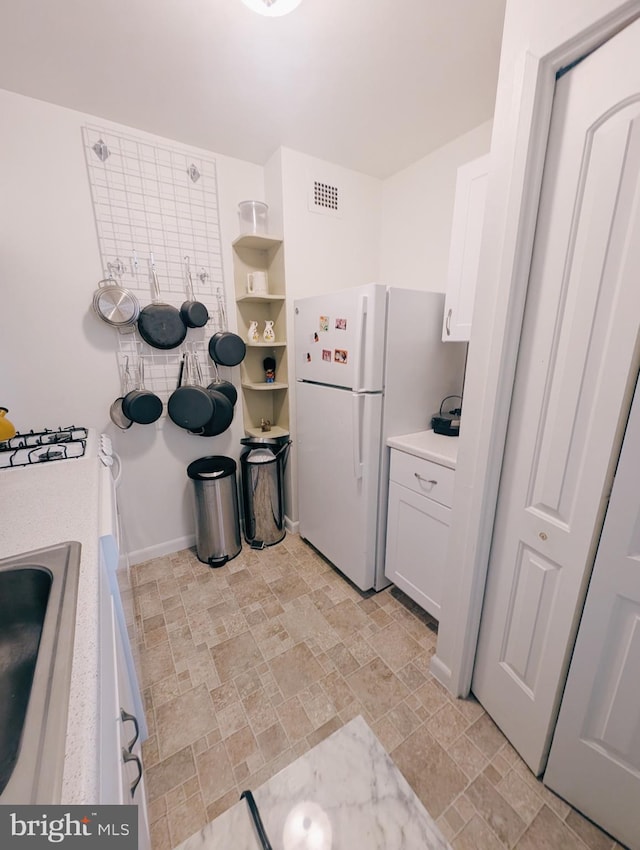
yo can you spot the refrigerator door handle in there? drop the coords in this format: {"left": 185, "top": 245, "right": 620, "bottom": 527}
{"left": 352, "top": 294, "right": 368, "bottom": 392}
{"left": 352, "top": 393, "right": 364, "bottom": 480}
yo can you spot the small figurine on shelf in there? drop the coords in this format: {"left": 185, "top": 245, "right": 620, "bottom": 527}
{"left": 263, "top": 320, "right": 275, "bottom": 342}
{"left": 261, "top": 418, "right": 272, "bottom": 432}
{"left": 263, "top": 356, "right": 276, "bottom": 383}
{"left": 248, "top": 320, "right": 260, "bottom": 343}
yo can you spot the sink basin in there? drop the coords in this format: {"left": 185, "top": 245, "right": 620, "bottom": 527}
{"left": 0, "top": 541, "right": 81, "bottom": 803}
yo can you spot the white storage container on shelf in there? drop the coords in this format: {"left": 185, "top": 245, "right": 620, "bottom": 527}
{"left": 238, "top": 200, "right": 269, "bottom": 235}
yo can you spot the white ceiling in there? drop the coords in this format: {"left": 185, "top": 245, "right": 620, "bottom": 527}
{"left": 0, "top": 0, "right": 506, "bottom": 179}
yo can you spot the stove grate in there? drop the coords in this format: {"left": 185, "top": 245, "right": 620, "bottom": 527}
{"left": 0, "top": 427, "right": 88, "bottom": 469}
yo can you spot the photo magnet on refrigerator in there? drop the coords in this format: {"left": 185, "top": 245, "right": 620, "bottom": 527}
{"left": 322, "top": 349, "right": 332, "bottom": 362}
{"left": 319, "top": 316, "right": 329, "bottom": 332}
{"left": 334, "top": 349, "right": 348, "bottom": 364}
{"left": 335, "top": 318, "right": 347, "bottom": 330}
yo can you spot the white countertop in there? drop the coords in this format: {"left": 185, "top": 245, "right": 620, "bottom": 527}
{"left": 387, "top": 429, "right": 459, "bottom": 469}
{"left": 175, "top": 715, "right": 451, "bottom": 850}
{"left": 0, "top": 454, "right": 103, "bottom": 803}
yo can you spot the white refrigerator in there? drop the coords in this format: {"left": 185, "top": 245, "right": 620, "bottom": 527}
{"left": 294, "top": 283, "right": 466, "bottom": 591}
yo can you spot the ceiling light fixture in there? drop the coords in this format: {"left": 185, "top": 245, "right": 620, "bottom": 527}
{"left": 240, "top": 0, "right": 303, "bottom": 17}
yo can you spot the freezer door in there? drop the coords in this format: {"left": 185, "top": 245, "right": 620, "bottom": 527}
{"left": 294, "top": 283, "right": 387, "bottom": 391}
{"left": 296, "top": 381, "right": 383, "bottom": 591}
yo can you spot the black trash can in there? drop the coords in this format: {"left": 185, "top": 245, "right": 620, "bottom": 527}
{"left": 187, "top": 456, "right": 241, "bottom": 567}
{"left": 240, "top": 436, "right": 291, "bottom": 547}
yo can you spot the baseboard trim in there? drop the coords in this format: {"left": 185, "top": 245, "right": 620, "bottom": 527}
{"left": 430, "top": 654, "right": 453, "bottom": 692}
{"left": 127, "top": 534, "right": 196, "bottom": 567}
{"left": 285, "top": 516, "right": 299, "bottom": 534}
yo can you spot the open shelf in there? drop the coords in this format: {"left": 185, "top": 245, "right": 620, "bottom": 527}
{"left": 237, "top": 293, "right": 286, "bottom": 304}
{"left": 233, "top": 229, "right": 290, "bottom": 437}
{"left": 241, "top": 381, "right": 288, "bottom": 391}
{"left": 232, "top": 233, "right": 283, "bottom": 251}
{"left": 243, "top": 424, "right": 290, "bottom": 439}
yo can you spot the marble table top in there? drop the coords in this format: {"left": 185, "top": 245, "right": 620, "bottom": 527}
{"left": 174, "top": 715, "right": 451, "bottom": 850}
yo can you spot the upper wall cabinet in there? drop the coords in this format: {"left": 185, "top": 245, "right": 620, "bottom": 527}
{"left": 442, "top": 155, "right": 489, "bottom": 342}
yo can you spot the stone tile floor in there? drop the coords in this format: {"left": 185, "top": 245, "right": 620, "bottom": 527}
{"left": 123, "top": 534, "right": 625, "bottom": 850}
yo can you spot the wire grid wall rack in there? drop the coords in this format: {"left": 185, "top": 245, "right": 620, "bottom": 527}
{"left": 82, "top": 125, "right": 232, "bottom": 405}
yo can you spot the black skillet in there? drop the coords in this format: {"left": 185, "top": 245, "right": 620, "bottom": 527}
{"left": 168, "top": 353, "right": 213, "bottom": 431}
{"left": 121, "top": 358, "right": 163, "bottom": 425}
{"left": 207, "top": 286, "right": 245, "bottom": 366}
{"left": 208, "top": 332, "right": 246, "bottom": 367}
{"left": 207, "top": 380, "right": 237, "bottom": 406}
{"left": 180, "top": 256, "right": 209, "bottom": 329}
{"left": 190, "top": 389, "right": 235, "bottom": 436}
{"left": 207, "top": 362, "right": 237, "bottom": 406}
{"left": 138, "top": 258, "right": 187, "bottom": 350}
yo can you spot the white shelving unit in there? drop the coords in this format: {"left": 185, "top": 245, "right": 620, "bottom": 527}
{"left": 232, "top": 233, "right": 290, "bottom": 439}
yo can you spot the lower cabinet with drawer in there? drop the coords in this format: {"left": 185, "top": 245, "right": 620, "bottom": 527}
{"left": 384, "top": 448, "right": 454, "bottom": 620}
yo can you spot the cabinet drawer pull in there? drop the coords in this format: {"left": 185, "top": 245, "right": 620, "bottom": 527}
{"left": 445, "top": 308, "right": 452, "bottom": 336}
{"left": 415, "top": 473, "right": 437, "bottom": 486}
{"left": 122, "top": 748, "right": 143, "bottom": 799}
{"left": 120, "top": 708, "right": 140, "bottom": 752}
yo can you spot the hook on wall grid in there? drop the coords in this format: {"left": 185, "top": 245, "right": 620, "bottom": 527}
{"left": 92, "top": 139, "right": 110, "bottom": 162}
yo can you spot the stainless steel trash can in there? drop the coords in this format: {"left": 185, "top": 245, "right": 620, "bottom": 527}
{"left": 187, "top": 456, "right": 241, "bottom": 567}
{"left": 240, "top": 437, "right": 291, "bottom": 547}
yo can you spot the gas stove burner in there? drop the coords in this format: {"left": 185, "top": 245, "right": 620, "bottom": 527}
{"left": 0, "top": 426, "right": 89, "bottom": 469}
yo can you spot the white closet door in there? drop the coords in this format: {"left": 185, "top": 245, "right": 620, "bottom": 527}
{"left": 544, "top": 376, "right": 640, "bottom": 850}
{"left": 472, "top": 16, "right": 640, "bottom": 775}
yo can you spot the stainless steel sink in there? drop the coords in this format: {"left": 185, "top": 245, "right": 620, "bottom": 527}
{"left": 0, "top": 541, "right": 81, "bottom": 803}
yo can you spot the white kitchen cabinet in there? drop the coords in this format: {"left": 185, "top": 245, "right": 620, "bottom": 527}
{"left": 384, "top": 448, "right": 454, "bottom": 619}
{"left": 99, "top": 542, "right": 150, "bottom": 850}
{"left": 442, "top": 154, "right": 489, "bottom": 342}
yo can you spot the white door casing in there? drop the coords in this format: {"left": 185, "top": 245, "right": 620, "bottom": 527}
{"left": 544, "top": 375, "right": 640, "bottom": 850}
{"left": 472, "top": 17, "right": 640, "bottom": 775}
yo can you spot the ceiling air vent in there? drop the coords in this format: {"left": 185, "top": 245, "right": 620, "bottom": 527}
{"left": 308, "top": 179, "right": 341, "bottom": 217}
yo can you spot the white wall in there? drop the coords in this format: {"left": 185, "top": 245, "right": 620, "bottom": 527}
{"left": 272, "top": 132, "right": 492, "bottom": 527}
{"left": 268, "top": 147, "right": 383, "bottom": 525}
{"left": 0, "top": 83, "right": 494, "bottom": 559}
{"left": 380, "top": 121, "right": 492, "bottom": 292}
{"left": 278, "top": 147, "right": 382, "bottom": 298}
{"left": 432, "top": 0, "right": 640, "bottom": 695}
{"left": 273, "top": 137, "right": 493, "bottom": 525}
{"left": 0, "top": 88, "right": 264, "bottom": 563}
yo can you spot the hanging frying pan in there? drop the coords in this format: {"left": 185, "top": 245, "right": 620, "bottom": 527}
{"left": 208, "top": 286, "right": 246, "bottom": 366}
{"left": 92, "top": 262, "right": 140, "bottom": 328}
{"left": 207, "top": 380, "right": 237, "bottom": 407}
{"left": 190, "top": 389, "right": 234, "bottom": 436}
{"left": 208, "top": 332, "right": 246, "bottom": 366}
{"left": 122, "top": 358, "right": 163, "bottom": 425}
{"left": 168, "top": 352, "right": 213, "bottom": 431}
{"left": 180, "top": 256, "right": 209, "bottom": 329}
{"left": 137, "top": 255, "right": 187, "bottom": 350}
{"left": 207, "top": 362, "right": 237, "bottom": 406}
{"left": 110, "top": 356, "right": 134, "bottom": 430}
